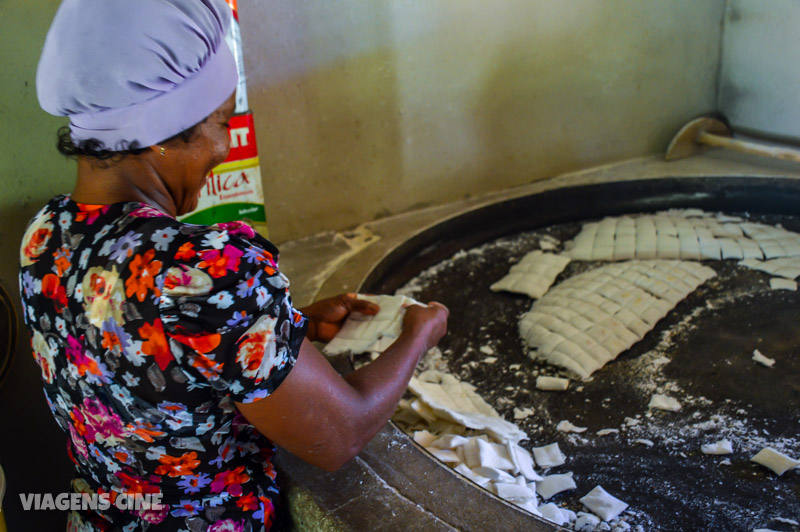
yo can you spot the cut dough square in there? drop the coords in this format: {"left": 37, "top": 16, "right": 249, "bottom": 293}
{"left": 760, "top": 240, "right": 786, "bottom": 260}
{"left": 536, "top": 472, "right": 577, "bottom": 500}
{"left": 593, "top": 245, "right": 615, "bottom": 262}
{"left": 427, "top": 448, "right": 460, "bottom": 463}
{"left": 553, "top": 341, "right": 601, "bottom": 373}
{"left": 640, "top": 305, "right": 668, "bottom": 326}
{"left": 623, "top": 294, "right": 650, "bottom": 316}
{"left": 770, "top": 278, "right": 797, "bottom": 291}
{"left": 494, "top": 481, "right": 537, "bottom": 503}
{"left": 536, "top": 376, "right": 570, "bottom": 391}
{"left": 506, "top": 441, "right": 542, "bottom": 481}
{"left": 475, "top": 438, "right": 515, "bottom": 470}
{"left": 635, "top": 245, "right": 658, "bottom": 260}
{"left": 579, "top": 485, "right": 629, "bottom": 521}
{"left": 538, "top": 503, "right": 571, "bottom": 526}
{"left": 453, "top": 463, "right": 492, "bottom": 488}
{"left": 597, "top": 218, "right": 618, "bottom": 237}
{"left": 413, "top": 430, "right": 437, "bottom": 447}
{"left": 740, "top": 257, "right": 800, "bottom": 279}
{"left": 616, "top": 217, "right": 636, "bottom": 235}
{"left": 613, "top": 239, "right": 636, "bottom": 261}
{"left": 598, "top": 316, "right": 639, "bottom": 346}
{"left": 656, "top": 235, "right": 680, "bottom": 259}
{"left": 598, "top": 334, "right": 629, "bottom": 358}
{"left": 721, "top": 223, "right": 744, "bottom": 237}
{"left": 678, "top": 233, "right": 701, "bottom": 261}
{"left": 780, "top": 237, "right": 800, "bottom": 256}
{"left": 570, "top": 314, "right": 595, "bottom": 332}
{"left": 750, "top": 447, "right": 800, "bottom": 475}
{"left": 654, "top": 216, "right": 678, "bottom": 237}
{"left": 737, "top": 238, "right": 764, "bottom": 260}
{"left": 648, "top": 393, "right": 681, "bottom": 411}
{"left": 532, "top": 443, "right": 566, "bottom": 468}
{"left": 701, "top": 439, "right": 733, "bottom": 455}
{"left": 697, "top": 228, "right": 722, "bottom": 260}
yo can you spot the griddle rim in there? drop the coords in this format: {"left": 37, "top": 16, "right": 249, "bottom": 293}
{"left": 360, "top": 177, "right": 800, "bottom": 294}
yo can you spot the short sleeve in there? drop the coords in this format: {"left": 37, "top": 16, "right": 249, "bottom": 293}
{"left": 158, "top": 223, "right": 307, "bottom": 403}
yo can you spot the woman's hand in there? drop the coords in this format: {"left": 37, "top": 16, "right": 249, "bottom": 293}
{"left": 300, "top": 293, "right": 380, "bottom": 343}
{"left": 401, "top": 302, "right": 449, "bottom": 352}
{"left": 236, "top": 299, "right": 449, "bottom": 472}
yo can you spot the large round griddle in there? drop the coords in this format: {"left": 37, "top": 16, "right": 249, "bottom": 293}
{"left": 360, "top": 178, "right": 800, "bottom": 531}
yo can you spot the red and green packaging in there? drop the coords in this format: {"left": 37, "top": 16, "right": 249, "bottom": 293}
{"left": 179, "top": 0, "right": 269, "bottom": 237}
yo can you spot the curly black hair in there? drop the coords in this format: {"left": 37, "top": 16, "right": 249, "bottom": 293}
{"left": 56, "top": 123, "right": 200, "bottom": 161}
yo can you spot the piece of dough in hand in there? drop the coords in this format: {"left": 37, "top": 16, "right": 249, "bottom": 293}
{"left": 323, "top": 294, "right": 422, "bottom": 355}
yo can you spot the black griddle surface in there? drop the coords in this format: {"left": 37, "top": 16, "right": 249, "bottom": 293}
{"left": 389, "top": 213, "right": 800, "bottom": 532}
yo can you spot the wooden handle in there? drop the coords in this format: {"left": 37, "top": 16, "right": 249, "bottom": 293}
{"left": 698, "top": 131, "right": 800, "bottom": 164}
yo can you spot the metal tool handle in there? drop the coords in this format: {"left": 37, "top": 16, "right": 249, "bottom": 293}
{"left": 698, "top": 131, "right": 800, "bottom": 164}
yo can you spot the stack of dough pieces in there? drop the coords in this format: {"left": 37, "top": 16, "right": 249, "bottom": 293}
{"left": 396, "top": 372, "right": 582, "bottom": 523}
{"left": 565, "top": 210, "right": 800, "bottom": 262}
{"left": 490, "top": 251, "right": 572, "bottom": 299}
{"left": 519, "top": 260, "right": 716, "bottom": 378}
{"left": 395, "top": 371, "right": 631, "bottom": 526}
{"left": 407, "top": 370, "right": 527, "bottom": 444}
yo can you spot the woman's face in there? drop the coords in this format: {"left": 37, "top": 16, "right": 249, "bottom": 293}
{"left": 161, "top": 93, "right": 237, "bottom": 216}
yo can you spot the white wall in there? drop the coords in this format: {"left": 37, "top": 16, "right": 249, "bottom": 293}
{"left": 239, "top": 0, "right": 726, "bottom": 242}
{"left": 718, "top": 0, "right": 800, "bottom": 143}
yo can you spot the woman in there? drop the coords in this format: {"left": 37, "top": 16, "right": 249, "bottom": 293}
{"left": 21, "top": 1, "right": 448, "bottom": 530}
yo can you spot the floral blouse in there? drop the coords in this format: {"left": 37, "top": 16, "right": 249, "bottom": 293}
{"left": 19, "top": 195, "right": 308, "bottom": 531}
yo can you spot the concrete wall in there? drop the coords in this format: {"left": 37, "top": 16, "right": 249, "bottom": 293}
{"left": 718, "top": 0, "right": 800, "bottom": 143}
{"left": 240, "top": 0, "right": 726, "bottom": 242}
{"left": 1, "top": 1, "right": 74, "bottom": 290}
{"left": 0, "top": 1, "right": 75, "bottom": 529}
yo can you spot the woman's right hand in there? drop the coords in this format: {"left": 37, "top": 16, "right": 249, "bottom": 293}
{"left": 402, "top": 302, "right": 449, "bottom": 352}
{"left": 236, "top": 299, "right": 449, "bottom": 472}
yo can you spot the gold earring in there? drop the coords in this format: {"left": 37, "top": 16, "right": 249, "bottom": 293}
{"left": 160, "top": 146, "right": 166, "bottom": 156}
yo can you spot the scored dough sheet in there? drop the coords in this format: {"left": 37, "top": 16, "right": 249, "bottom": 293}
{"left": 519, "top": 260, "right": 716, "bottom": 378}
{"left": 565, "top": 210, "right": 800, "bottom": 263}
{"left": 490, "top": 251, "right": 572, "bottom": 299}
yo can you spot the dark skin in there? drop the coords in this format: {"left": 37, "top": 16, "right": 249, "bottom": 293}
{"left": 72, "top": 95, "right": 237, "bottom": 216}
{"left": 245, "top": 296, "right": 448, "bottom": 470}
{"left": 71, "top": 93, "right": 450, "bottom": 471}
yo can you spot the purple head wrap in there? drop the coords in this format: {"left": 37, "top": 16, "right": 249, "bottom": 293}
{"left": 36, "top": 0, "right": 237, "bottom": 150}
